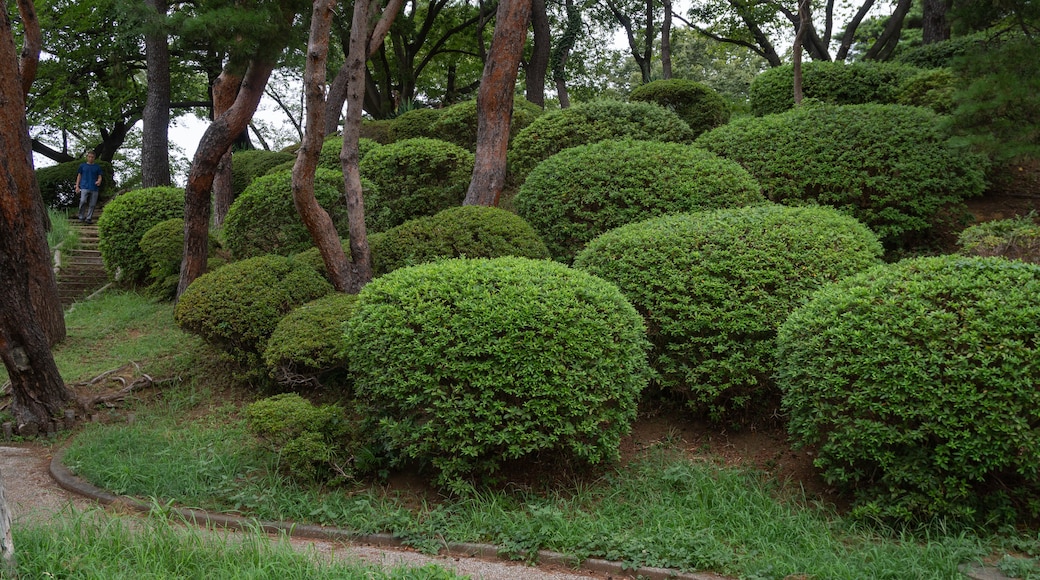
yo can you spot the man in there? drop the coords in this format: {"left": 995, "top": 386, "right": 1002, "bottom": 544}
{"left": 75, "top": 151, "right": 103, "bottom": 224}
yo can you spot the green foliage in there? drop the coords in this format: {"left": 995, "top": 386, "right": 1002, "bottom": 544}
{"left": 318, "top": 136, "right": 382, "bottom": 171}
{"left": 507, "top": 99, "right": 696, "bottom": 183}
{"left": 515, "top": 140, "right": 764, "bottom": 263}
{"left": 370, "top": 205, "right": 550, "bottom": 275}
{"left": 749, "top": 61, "right": 925, "bottom": 116}
{"left": 97, "top": 186, "right": 185, "bottom": 283}
{"left": 36, "top": 159, "right": 116, "bottom": 209}
{"left": 289, "top": 240, "right": 357, "bottom": 283}
{"left": 358, "top": 138, "right": 474, "bottom": 232}
{"left": 246, "top": 393, "right": 351, "bottom": 483}
{"left": 628, "top": 79, "right": 730, "bottom": 137}
{"left": 360, "top": 119, "right": 395, "bottom": 144}
{"left": 777, "top": 255, "right": 1040, "bottom": 525}
{"left": 958, "top": 213, "right": 1040, "bottom": 263}
{"left": 427, "top": 97, "right": 544, "bottom": 151}
{"left": 574, "top": 205, "right": 883, "bottom": 423}
{"left": 138, "top": 218, "right": 221, "bottom": 301}
{"left": 695, "top": 103, "right": 989, "bottom": 247}
{"left": 387, "top": 108, "right": 445, "bottom": 142}
{"left": 263, "top": 293, "right": 360, "bottom": 387}
{"left": 231, "top": 149, "right": 296, "bottom": 196}
{"left": 896, "top": 68, "right": 956, "bottom": 114}
{"left": 893, "top": 32, "right": 988, "bottom": 68}
{"left": 342, "top": 257, "right": 650, "bottom": 489}
{"left": 223, "top": 168, "right": 353, "bottom": 260}
{"left": 174, "top": 255, "right": 334, "bottom": 371}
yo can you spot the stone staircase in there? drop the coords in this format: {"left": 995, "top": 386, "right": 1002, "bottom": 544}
{"left": 55, "top": 211, "right": 110, "bottom": 307}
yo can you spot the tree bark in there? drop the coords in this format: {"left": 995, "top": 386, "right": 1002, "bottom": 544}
{"left": 16, "top": 0, "right": 40, "bottom": 97}
{"left": 0, "top": 469, "right": 12, "bottom": 575}
{"left": 661, "top": 0, "right": 672, "bottom": 79}
{"left": 862, "top": 0, "right": 912, "bottom": 61}
{"left": 835, "top": 0, "right": 877, "bottom": 61}
{"left": 142, "top": 0, "right": 172, "bottom": 187}
{"left": 0, "top": 4, "right": 73, "bottom": 431}
{"left": 793, "top": 0, "right": 809, "bottom": 104}
{"left": 922, "top": 0, "right": 950, "bottom": 44}
{"left": 551, "top": 0, "right": 580, "bottom": 108}
{"left": 464, "top": 0, "right": 533, "bottom": 206}
{"left": 526, "top": 0, "right": 549, "bottom": 106}
{"left": 210, "top": 70, "right": 241, "bottom": 227}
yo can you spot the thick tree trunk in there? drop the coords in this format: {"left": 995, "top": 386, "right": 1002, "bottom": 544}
{"left": 210, "top": 70, "right": 241, "bottom": 227}
{"left": 551, "top": 0, "right": 579, "bottom": 108}
{"left": 863, "top": 0, "right": 912, "bottom": 61}
{"left": 465, "top": 0, "right": 533, "bottom": 206}
{"left": 177, "top": 60, "right": 275, "bottom": 298}
{"left": 793, "top": 0, "right": 809, "bottom": 104}
{"left": 142, "top": 0, "right": 172, "bottom": 187}
{"left": 661, "top": 0, "right": 672, "bottom": 79}
{"left": 526, "top": 0, "right": 549, "bottom": 107}
{"left": 324, "top": 65, "right": 349, "bottom": 136}
{"left": 922, "top": 0, "right": 950, "bottom": 44}
{"left": 16, "top": 0, "right": 40, "bottom": 96}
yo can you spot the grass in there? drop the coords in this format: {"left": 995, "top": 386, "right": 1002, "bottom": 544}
{"left": 47, "top": 207, "right": 79, "bottom": 254}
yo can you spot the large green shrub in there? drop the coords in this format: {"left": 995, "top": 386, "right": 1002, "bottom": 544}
{"left": 893, "top": 32, "right": 988, "bottom": 68}
{"left": 138, "top": 218, "right": 222, "bottom": 301}
{"left": 629, "top": 79, "right": 730, "bottom": 137}
{"left": 37, "top": 159, "right": 116, "bottom": 209}
{"left": 223, "top": 168, "right": 354, "bottom": 260}
{"left": 231, "top": 149, "right": 296, "bottom": 196}
{"left": 777, "top": 255, "right": 1040, "bottom": 524}
{"left": 358, "top": 138, "right": 474, "bottom": 232}
{"left": 263, "top": 292, "right": 360, "bottom": 388}
{"left": 317, "top": 136, "right": 381, "bottom": 171}
{"left": 343, "top": 257, "right": 651, "bottom": 490}
{"left": 428, "top": 97, "right": 544, "bottom": 151}
{"left": 958, "top": 213, "right": 1040, "bottom": 263}
{"left": 507, "top": 99, "right": 696, "bottom": 183}
{"left": 515, "top": 140, "right": 764, "bottom": 262}
{"left": 896, "top": 68, "right": 956, "bottom": 114}
{"left": 370, "top": 205, "right": 550, "bottom": 275}
{"left": 574, "top": 205, "right": 883, "bottom": 423}
{"left": 387, "top": 108, "right": 445, "bottom": 142}
{"left": 246, "top": 393, "right": 351, "bottom": 484}
{"left": 749, "top": 61, "right": 924, "bottom": 116}
{"left": 174, "top": 255, "right": 333, "bottom": 370}
{"left": 695, "top": 103, "right": 989, "bottom": 247}
{"left": 97, "top": 186, "right": 184, "bottom": 283}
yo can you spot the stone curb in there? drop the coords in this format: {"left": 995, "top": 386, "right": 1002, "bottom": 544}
{"left": 49, "top": 449, "right": 727, "bottom": 579}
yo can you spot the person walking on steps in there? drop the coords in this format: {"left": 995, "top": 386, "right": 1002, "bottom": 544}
{"left": 76, "top": 151, "right": 103, "bottom": 224}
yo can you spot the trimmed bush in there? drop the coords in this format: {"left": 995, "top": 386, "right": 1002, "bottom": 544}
{"left": 138, "top": 218, "right": 222, "bottom": 301}
{"left": 515, "top": 140, "right": 764, "bottom": 262}
{"left": 290, "top": 239, "right": 358, "bottom": 283}
{"left": 896, "top": 68, "right": 956, "bottom": 114}
{"left": 695, "top": 103, "right": 989, "bottom": 247}
{"left": 629, "top": 79, "right": 730, "bottom": 137}
{"left": 231, "top": 149, "right": 296, "bottom": 196}
{"left": 387, "top": 108, "right": 445, "bottom": 142}
{"left": 370, "top": 205, "right": 550, "bottom": 275}
{"left": 749, "top": 61, "right": 924, "bottom": 116}
{"left": 360, "top": 119, "right": 394, "bottom": 144}
{"left": 263, "top": 292, "right": 360, "bottom": 388}
{"left": 428, "top": 97, "right": 544, "bottom": 151}
{"left": 893, "top": 32, "right": 988, "bottom": 68}
{"left": 317, "top": 136, "right": 381, "bottom": 171}
{"left": 246, "top": 393, "right": 350, "bottom": 483}
{"left": 37, "top": 159, "right": 116, "bottom": 209}
{"left": 573, "top": 205, "right": 883, "bottom": 423}
{"left": 359, "top": 138, "right": 474, "bottom": 232}
{"left": 777, "top": 255, "right": 1040, "bottom": 524}
{"left": 508, "top": 99, "right": 696, "bottom": 183}
{"left": 223, "top": 168, "right": 356, "bottom": 260}
{"left": 958, "top": 213, "right": 1040, "bottom": 263}
{"left": 343, "top": 257, "right": 651, "bottom": 490}
{"left": 174, "top": 254, "right": 333, "bottom": 370}
{"left": 97, "top": 186, "right": 184, "bottom": 283}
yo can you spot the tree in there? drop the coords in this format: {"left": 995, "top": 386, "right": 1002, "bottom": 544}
{"left": 0, "top": 0, "right": 74, "bottom": 434}
{"left": 141, "top": 0, "right": 172, "bottom": 187}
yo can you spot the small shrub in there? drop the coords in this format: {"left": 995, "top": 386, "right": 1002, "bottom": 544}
{"left": 231, "top": 149, "right": 296, "bottom": 196}
{"left": 359, "top": 138, "right": 474, "bottom": 232}
{"left": 370, "top": 205, "right": 550, "bottom": 275}
{"left": 387, "top": 108, "right": 445, "bottom": 142}
{"left": 428, "top": 97, "right": 544, "bottom": 151}
{"left": 343, "top": 257, "right": 651, "bottom": 490}
{"left": 777, "top": 255, "right": 1040, "bottom": 524}
{"left": 263, "top": 292, "right": 360, "bottom": 388}
{"left": 37, "top": 159, "right": 116, "bottom": 209}
{"left": 318, "top": 136, "right": 381, "bottom": 171}
{"left": 749, "top": 61, "right": 924, "bottom": 116}
{"left": 223, "top": 168, "right": 354, "bottom": 260}
{"left": 97, "top": 186, "right": 184, "bottom": 283}
{"left": 246, "top": 393, "right": 351, "bottom": 483}
{"left": 360, "top": 119, "right": 394, "bottom": 144}
{"left": 174, "top": 254, "right": 334, "bottom": 371}
{"left": 139, "top": 218, "right": 221, "bottom": 301}
{"left": 508, "top": 99, "right": 696, "bottom": 183}
{"left": 514, "top": 140, "right": 764, "bottom": 262}
{"left": 629, "top": 79, "right": 730, "bottom": 137}
{"left": 695, "top": 103, "right": 989, "bottom": 247}
{"left": 896, "top": 68, "right": 956, "bottom": 114}
{"left": 290, "top": 239, "right": 359, "bottom": 283}
{"left": 958, "top": 213, "right": 1040, "bottom": 263}
{"left": 574, "top": 205, "right": 884, "bottom": 423}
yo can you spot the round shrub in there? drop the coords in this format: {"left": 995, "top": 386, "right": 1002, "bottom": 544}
{"left": 428, "top": 97, "right": 544, "bottom": 151}
{"left": 37, "top": 159, "right": 116, "bottom": 209}
{"left": 231, "top": 149, "right": 296, "bottom": 196}
{"left": 138, "top": 218, "right": 221, "bottom": 300}
{"left": 515, "top": 140, "right": 765, "bottom": 263}
{"left": 246, "top": 393, "right": 351, "bottom": 484}
{"left": 290, "top": 239, "right": 360, "bottom": 283}
{"left": 97, "top": 186, "right": 184, "bottom": 283}
{"left": 508, "top": 99, "right": 696, "bottom": 183}
{"left": 573, "top": 205, "right": 883, "bottom": 423}
{"left": 223, "top": 168, "right": 355, "bottom": 260}
{"left": 695, "top": 103, "right": 989, "bottom": 247}
{"left": 174, "top": 254, "right": 334, "bottom": 370}
{"left": 317, "top": 136, "right": 381, "bottom": 171}
{"left": 629, "top": 79, "right": 730, "bottom": 137}
{"left": 370, "top": 205, "right": 550, "bottom": 275}
{"left": 263, "top": 292, "right": 360, "bottom": 387}
{"left": 387, "top": 108, "right": 445, "bottom": 142}
{"left": 896, "top": 68, "right": 956, "bottom": 114}
{"left": 343, "top": 257, "right": 651, "bottom": 489}
{"left": 893, "top": 32, "right": 988, "bottom": 68}
{"left": 777, "top": 255, "right": 1040, "bottom": 524}
{"left": 958, "top": 214, "right": 1040, "bottom": 263}
{"left": 749, "top": 61, "right": 925, "bottom": 116}
{"left": 359, "top": 138, "right": 474, "bottom": 232}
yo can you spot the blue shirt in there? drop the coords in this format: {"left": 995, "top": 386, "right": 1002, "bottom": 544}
{"left": 78, "top": 162, "right": 103, "bottom": 191}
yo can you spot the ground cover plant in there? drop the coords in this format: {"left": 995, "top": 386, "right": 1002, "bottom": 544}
{"left": 958, "top": 213, "right": 1040, "bottom": 263}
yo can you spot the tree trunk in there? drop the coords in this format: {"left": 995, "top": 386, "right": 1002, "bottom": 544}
{"left": 793, "top": 0, "right": 809, "bottom": 104}
{"left": 142, "top": 0, "right": 172, "bottom": 187}
{"left": 0, "top": 469, "right": 12, "bottom": 575}
{"left": 526, "top": 0, "right": 549, "bottom": 106}
{"left": 661, "top": 0, "right": 672, "bottom": 79}
{"left": 551, "top": 0, "right": 579, "bottom": 108}
{"left": 922, "top": 0, "right": 950, "bottom": 44}
{"left": 324, "top": 65, "right": 348, "bottom": 136}
{"left": 862, "top": 0, "right": 912, "bottom": 61}
{"left": 210, "top": 70, "right": 241, "bottom": 227}
{"left": 0, "top": 6, "right": 73, "bottom": 430}
{"left": 16, "top": 0, "right": 40, "bottom": 96}
{"left": 177, "top": 60, "right": 275, "bottom": 298}
{"left": 835, "top": 0, "right": 877, "bottom": 61}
